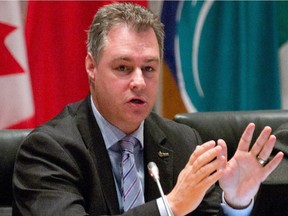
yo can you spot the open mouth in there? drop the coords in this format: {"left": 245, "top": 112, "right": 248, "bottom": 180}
{"left": 131, "top": 99, "right": 145, "bottom": 104}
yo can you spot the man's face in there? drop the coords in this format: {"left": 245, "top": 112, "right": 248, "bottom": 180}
{"left": 86, "top": 24, "right": 161, "bottom": 133}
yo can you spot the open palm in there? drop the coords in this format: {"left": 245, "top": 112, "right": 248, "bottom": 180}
{"left": 218, "top": 123, "right": 284, "bottom": 208}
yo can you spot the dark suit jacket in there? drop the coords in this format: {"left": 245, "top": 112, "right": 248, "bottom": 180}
{"left": 12, "top": 96, "right": 222, "bottom": 216}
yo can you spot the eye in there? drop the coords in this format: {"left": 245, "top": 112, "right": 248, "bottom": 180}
{"left": 142, "top": 66, "right": 154, "bottom": 72}
{"left": 118, "top": 65, "right": 129, "bottom": 72}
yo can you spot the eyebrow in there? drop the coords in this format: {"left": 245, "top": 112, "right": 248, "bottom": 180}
{"left": 145, "top": 57, "right": 160, "bottom": 63}
{"left": 112, "top": 56, "right": 160, "bottom": 63}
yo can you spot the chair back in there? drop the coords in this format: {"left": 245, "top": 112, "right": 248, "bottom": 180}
{"left": 0, "top": 129, "right": 31, "bottom": 214}
{"left": 174, "top": 110, "right": 288, "bottom": 159}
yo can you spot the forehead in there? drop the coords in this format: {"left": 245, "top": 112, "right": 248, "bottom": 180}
{"left": 103, "top": 24, "right": 160, "bottom": 58}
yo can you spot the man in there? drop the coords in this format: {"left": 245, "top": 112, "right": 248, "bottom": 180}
{"left": 12, "top": 2, "right": 283, "bottom": 216}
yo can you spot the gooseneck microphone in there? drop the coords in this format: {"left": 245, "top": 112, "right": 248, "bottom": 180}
{"left": 147, "top": 162, "right": 174, "bottom": 216}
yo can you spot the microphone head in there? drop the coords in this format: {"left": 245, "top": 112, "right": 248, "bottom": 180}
{"left": 147, "top": 162, "right": 159, "bottom": 181}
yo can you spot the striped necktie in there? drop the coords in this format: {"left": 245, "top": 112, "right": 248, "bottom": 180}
{"left": 119, "top": 135, "right": 144, "bottom": 212}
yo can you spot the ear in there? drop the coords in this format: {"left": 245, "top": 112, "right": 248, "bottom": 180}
{"left": 85, "top": 52, "right": 96, "bottom": 81}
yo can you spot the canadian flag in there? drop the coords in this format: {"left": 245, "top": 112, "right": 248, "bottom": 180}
{"left": 0, "top": 1, "right": 34, "bottom": 129}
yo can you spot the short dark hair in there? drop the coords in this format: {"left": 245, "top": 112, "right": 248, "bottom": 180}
{"left": 87, "top": 2, "right": 164, "bottom": 62}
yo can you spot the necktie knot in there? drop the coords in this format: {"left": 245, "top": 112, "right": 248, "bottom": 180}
{"left": 119, "top": 136, "right": 137, "bottom": 153}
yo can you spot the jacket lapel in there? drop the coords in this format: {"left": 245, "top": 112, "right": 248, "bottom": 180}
{"left": 143, "top": 115, "right": 174, "bottom": 201}
{"left": 76, "top": 97, "right": 120, "bottom": 214}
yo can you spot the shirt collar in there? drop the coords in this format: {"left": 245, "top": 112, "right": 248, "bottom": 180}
{"left": 90, "top": 96, "right": 144, "bottom": 150}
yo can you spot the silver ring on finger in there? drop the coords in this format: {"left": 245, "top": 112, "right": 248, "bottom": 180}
{"left": 257, "top": 156, "right": 267, "bottom": 166}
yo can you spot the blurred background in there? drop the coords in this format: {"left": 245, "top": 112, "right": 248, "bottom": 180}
{"left": 0, "top": 0, "right": 287, "bottom": 129}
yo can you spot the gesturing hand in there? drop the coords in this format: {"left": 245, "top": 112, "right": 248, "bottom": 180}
{"left": 218, "top": 123, "right": 284, "bottom": 209}
{"left": 167, "top": 141, "right": 226, "bottom": 216}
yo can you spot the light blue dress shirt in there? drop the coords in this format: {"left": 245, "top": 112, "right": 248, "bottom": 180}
{"left": 90, "top": 97, "right": 144, "bottom": 213}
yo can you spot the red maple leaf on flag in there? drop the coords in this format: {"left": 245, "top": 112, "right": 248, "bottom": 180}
{"left": 0, "top": 22, "right": 24, "bottom": 76}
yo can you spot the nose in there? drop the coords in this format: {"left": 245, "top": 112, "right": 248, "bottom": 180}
{"left": 129, "top": 68, "right": 146, "bottom": 90}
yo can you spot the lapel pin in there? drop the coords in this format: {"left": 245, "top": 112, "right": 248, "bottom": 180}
{"left": 158, "top": 151, "right": 169, "bottom": 158}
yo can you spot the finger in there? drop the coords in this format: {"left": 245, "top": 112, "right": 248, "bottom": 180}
{"left": 177, "top": 143, "right": 223, "bottom": 188}
{"left": 194, "top": 154, "right": 226, "bottom": 182}
{"left": 192, "top": 145, "right": 223, "bottom": 173}
{"left": 188, "top": 141, "right": 216, "bottom": 165}
{"left": 217, "top": 139, "right": 227, "bottom": 158}
{"left": 198, "top": 166, "right": 224, "bottom": 192}
{"left": 256, "top": 135, "right": 276, "bottom": 161}
{"left": 250, "top": 126, "right": 272, "bottom": 157}
{"left": 237, "top": 123, "right": 255, "bottom": 151}
{"left": 217, "top": 139, "right": 228, "bottom": 170}
{"left": 262, "top": 152, "right": 284, "bottom": 180}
